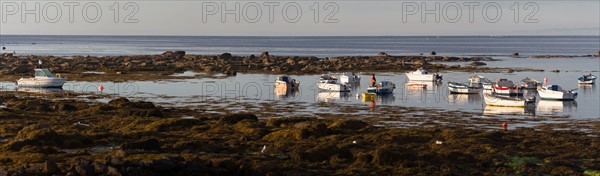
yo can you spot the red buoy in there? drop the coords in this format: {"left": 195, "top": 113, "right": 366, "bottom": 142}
{"left": 98, "top": 85, "right": 104, "bottom": 92}
{"left": 501, "top": 122, "right": 508, "bottom": 130}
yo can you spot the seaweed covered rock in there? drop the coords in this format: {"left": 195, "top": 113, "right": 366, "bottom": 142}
{"left": 219, "top": 113, "right": 258, "bottom": 124}
{"left": 266, "top": 117, "right": 315, "bottom": 127}
{"left": 263, "top": 121, "right": 328, "bottom": 141}
{"left": 108, "top": 98, "right": 163, "bottom": 117}
{"left": 119, "top": 138, "right": 161, "bottom": 150}
{"left": 329, "top": 120, "right": 369, "bottom": 131}
{"left": 6, "top": 99, "right": 53, "bottom": 111}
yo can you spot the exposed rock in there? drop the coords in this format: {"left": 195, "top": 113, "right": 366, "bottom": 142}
{"left": 430, "top": 51, "right": 437, "bottom": 56}
{"left": 469, "top": 61, "right": 487, "bottom": 66}
{"left": 11, "top": 65, "right": 31, "bottom": 74}
{"left": 329, "top": 120, "right": 369, "bottom": 131}
{"left": 43, "top": 161, "right": 60, "bottom": 175}
{"left": 512, "top": 52, "right": 519, "bottom": 57}
{"left": 261, "top": 51, "right": 269, "bottom": 58}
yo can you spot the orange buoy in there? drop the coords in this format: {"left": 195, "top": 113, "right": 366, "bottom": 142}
{"left": 501, "top": 122, "right": 508, "bottom": 130}
{"left": 98, "top": 85, "right": 104, "bottom": 92}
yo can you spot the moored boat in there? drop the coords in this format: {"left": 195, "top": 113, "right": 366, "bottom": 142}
{"left": 468, "top": 74, "right": 488, "bottom": 87}
{"left": 521, "top": 77, "right": 541, "bottom": 89}
{"left": 537, "top": 85, "right": 577, "bottom": 100}
{"left": 483, "top": 93, "right": 536, "bottom": 107}
{"left": 16, "top": 65, "right": 66, "bottom": 88}
{"left": 492, "top": 79, "right": 523, "bottom": 95}
{"left": 275, "top": 76, "right": 299, "bottom": 90}
{"left": 367, "top": 81, "right": 396, "bottom": 94}
{"left": 447, "top": 82, "right": 480, "bottom": 94}
{"left": 317, "top": 75, "right": 350, "bottom": 92}
{"left": 405, "top": 68, "right": 442, "bottom": 81}
{"left": 340, "top": 72, "right": 360, "bottom": 85}
{"left": 578, "top": 74, "right": 597, "bottom": 84}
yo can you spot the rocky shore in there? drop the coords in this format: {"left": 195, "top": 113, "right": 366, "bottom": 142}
{"left": 1, "top": 92, "right": 599, "bottom": 175}
{"left": 0, "top": 52, "right": 503, "bottom": 82}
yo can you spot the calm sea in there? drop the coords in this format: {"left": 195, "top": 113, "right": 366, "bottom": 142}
{"left": 1, "top": 35, "right": 599, "bottom": 57}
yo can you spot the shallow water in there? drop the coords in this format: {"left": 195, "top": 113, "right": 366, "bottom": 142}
{"left": 1, "top": 35, "right": 599, "bottom": 57}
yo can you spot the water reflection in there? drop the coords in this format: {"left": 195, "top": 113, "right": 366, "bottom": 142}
{"left": 316, "top": 92, "right": 351, "bottom": 103}
{"left": 275, "top": 87, "right": 299, "bottom": 100}
{"left": 17, "top": 88, "right": 65, "bottom": 94}
{"left": 537, "top": 100, "right": 578, "bottom": 115}
{"left": 447, "top": 93, "right": 482, "bottom": 104}
{"left": 578, "top": 84, "right": 596, "bottom": 95}
{"left": 484, "top": 105, "right": 536, "bottom": 116}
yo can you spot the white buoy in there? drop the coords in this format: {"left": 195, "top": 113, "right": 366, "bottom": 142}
{"left": 261, "top": 145, "right": 267, "bottom": 154}
{"left": 435, "top": 140, "right": 443, "bottom": 145}
{"left": 352, "top": 140, "right": 357, "bottom": 144}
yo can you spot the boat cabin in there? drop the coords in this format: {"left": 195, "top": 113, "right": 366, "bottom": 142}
{"left": 34, "top": 69, "right": 56, "bottom": 78}
{"left": 543, "top": 85, "right": 564, "bottom": 92}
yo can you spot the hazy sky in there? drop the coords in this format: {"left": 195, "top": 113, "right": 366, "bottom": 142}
{"left": 0, "top": 0, "right": 598, "bottom": 36}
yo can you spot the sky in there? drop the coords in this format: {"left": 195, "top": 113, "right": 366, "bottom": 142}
{"left": 0, "top": 0, "right": 598, "bottom": 36}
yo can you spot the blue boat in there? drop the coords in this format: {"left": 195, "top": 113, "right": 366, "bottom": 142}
{"left": 367, "top": 81, "right": 396, "bottom": 94}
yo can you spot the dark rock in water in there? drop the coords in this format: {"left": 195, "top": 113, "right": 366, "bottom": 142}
{"left": 174, "top": 51, "right": 186, "bottom": 58}
{"left": 551, "top": 69, "right": 560, "bottom": 73}
{"left": 11, "top": 65, "right": 30, "bottom": 74}
{"left": 378, "top": 52, "right": 388, "bottom": 56}
{"left": 512, "top": 52, "right": 519, "bottom": 57}
{"left": 506, "top": 69, "right": 514, "bottom": 73}
{"left": 329, "top": 120, "right": 369, "bottom": 130}
{"left": 219, "top": 113, "right": 258, "bottom": 124}
{"left": 119, "top": 138, "right": 161, "bottom": 150}
{"left": 43, "top": 161, "right": 60, "bottom": 175}
{"left": 261, "top": 51, "right": 269, "bottom": 58}
{"left": 2, "top": 46, "right": 5, "bottom": 50}
{"left": 469, "top": 61, "right": 487, "bottom": 66}
{"left": 220, "top": 53, "right": 232, "bottom": 59}
{"left": 152, "top": 158, "right": 178, "bottom": 172}
{"left": 430, "top": 51, "right": 437, "bottom": 56}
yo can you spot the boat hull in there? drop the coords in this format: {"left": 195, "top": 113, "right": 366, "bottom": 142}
{"left": 538, "top": 90, "right": 577, "bottom": 100}
{"left": 493, "top": 87, "right": 523, "bottom": 95}
{"left": 448, "top": 82, "right": 480, "bottom": 94}
{"left": 483, "top": 93, "right": 535, "bottom": 107}
{"left": 17, "top": 78, "right": 65, "bottom": 88}
{"left": 406, "top": 74, "right": 438, "bottom": 81}
{"left": 578, "top": 80, "right": 596, "bottom": 84}
{"left": 367, "top": 87, "right": 394, "bottom": 94}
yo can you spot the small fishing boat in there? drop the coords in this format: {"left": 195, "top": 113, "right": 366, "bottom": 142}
{"left": 367, "top": 81, "right": 396, "bottom": 94}
{"left": 275, "top": 76, "right": 299, "bottom": 90}
{"left": 482, "top": 80, "right": 493, "bottom": 90}
{"left": 578, "top": 74, "right": 597, "bottom": 84}
{"left": 340, "top": 72, "right": 360, "bottom": 85}
{"left": 483, "top": 93, "right": 536, "bottom": 107}
{"left": 405, "top": 68, "right": 442, "bottom": 81}
{"left": 447, "top": 82, "right": 480, "bottom": 94}
{"left": 468, "top": 74, "right": 488, "bottom": 87}
{"left": 16, "top": 62, "right": 65, "bottom": 88}
{"left": 521, "top": 77, "right": 541, "bottom": 89}
{"left": 492, "top": 79, "right": 523, "bottom": 95}
{"left": 317, "top": 75, "right": 351, "bottom": 92}
{"left": 537, "top": 85, "right": 577, "bottom": 100}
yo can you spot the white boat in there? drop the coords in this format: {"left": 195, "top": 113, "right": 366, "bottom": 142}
{"left": 367, "top": 81, "right": 396, "bottom": 94}
{"left": 578, "top": 74, "right": 597, "bottom": 84}
{"left": 521, "top": 77, "right": 541, "bottom": 89}
{"left": 483, "top": 93, "right": 536, "bottom": 107}
{"left": 537, "top": 85, "right": 577, "bottom": 100}
{"left": 447, "top": 82, "right": 480, "bottom": 94}
{"left": 492, "top": 79, "right": 523, "bottom": 95}
{"left": 482, "top": 80, "right": 493, "bottom": 90}
{"left": 17, "top": 68, "right": 65, "bottom": 88}
{"left": 340, "top": 72, "right": 360, "bottom": 85}
{"left": 317, "top": 75, "right": 350, "bottom": 92}
{"left": 468, "top": 74, "right": 488, "bottom": 87}
{"left": 405, "top": 68, "right": 442, "bottom": 81}
{"left": 275, "top": 76, "right": 299, "bottom": 90}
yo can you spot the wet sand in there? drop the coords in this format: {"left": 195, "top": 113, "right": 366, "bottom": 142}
{"left": 0, "top": 91, "right": 598, "bottom": 175}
